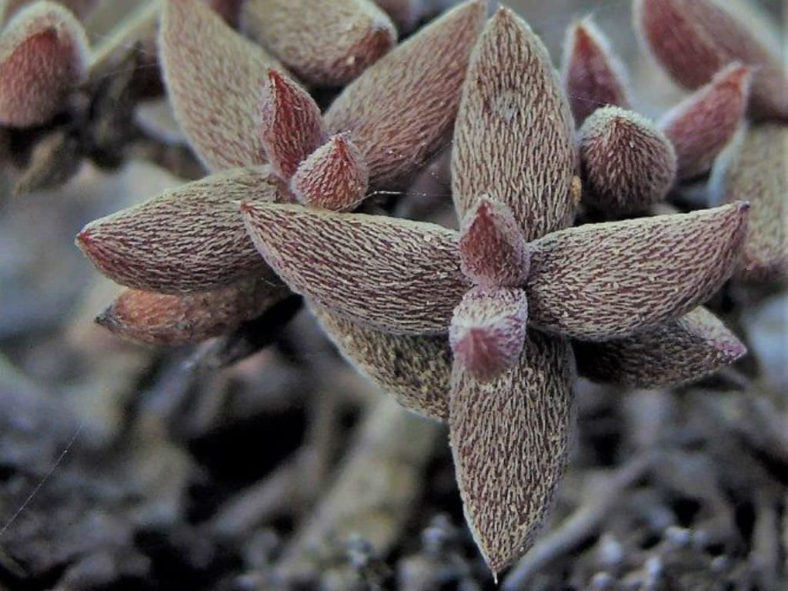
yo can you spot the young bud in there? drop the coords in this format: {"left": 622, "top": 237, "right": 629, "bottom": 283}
{"left": 459, "top": 196, "right": 530, "bottom": 287}
{"left": 290, "top": 133, "right": 369, "bottom": 212}
{"left": 449, "top": 286, "right": 529, "bottom": 382}
{"left": 260, "top": 69, "right": 326, "bottom": 180}
{"left": 580, "top": 106, "right": 676, "bottom": 214}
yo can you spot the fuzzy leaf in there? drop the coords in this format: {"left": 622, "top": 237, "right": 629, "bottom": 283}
{"left": 574, "top": 306, "right": 746, "bottom": 387}
{"left": 373, "top": 0, "right": 424, "bottom": 31}
{"left": 711, "top": 123, "right": 787, "bottom": 282}
{"left": 452, "top": 7, "right": 576, "bottom": 242}
{"left": 661, "top": 63, "right": 751, "bottom": 180}
{"left": 97, "top": 277, "right": 290, "bottom": 345}
{"left": 0, "top": 1, "right": 88, "bottom": 127}
{"left": 1, "top": 0, "right": 97, "bottom": 22}
{"left": 450, "top": 331, "right": 574, "bottom": 574}
{"left": 459, "top": 196, "right": 529, "bottom": 287}
{"left": 241, "top": 0, "right": 395, "bottom": 87}
{"left": 324, "top": 0, "right": 486, "bottom": 187}
{"left": 312, "top": 305, "right": 451, "bottom": 420}
{"left": 242, "top": 202, "right": 470, "bottom": 334}
{"left": 205, "top": 0, "right": 242, "bottom": 25}
{"left": 159, "top": 0, "right": 283, "bottom": 171}
{"left": 579, "top": 106, "right": 677, "bottom": 215}
{"left": 260, "top": 69, "right": 326, "bottom": 180}
{"left": 77, "top": 167, "right": 286, "bottom": 293}
{"left": 635, "top": 0, "right": 788, "bottom": 121}
{"left": 449, "top": 286, "right": 528, "bottom": 382}
{"left": 526, "top": 203, "right": 750, "bottom": 340}
{"left": 291, "top": 133, "right": 369, "bottom": 212}
{"left": 561, "top": 18, "right": 631, "bottom": 126}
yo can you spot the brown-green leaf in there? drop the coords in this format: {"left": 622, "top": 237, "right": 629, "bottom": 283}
{"left": 574, "top": 306, "right": 746, "bottom": 387}
{"left": 77, "top": 167, "right": 285, "bottom": 293}
{"left": 711, "top": 123, "right": 787, "bottom": 282}
{"left": 313, "top": 305, "right": 451, "bottom": 420}
{"left": 526, "top": 203, "right": 750, "bottom": 340}
{"left": 97, "top": 277, "right": 290, "bottom": 345}
{"left": 241, "top": 0, "right": 395, "bottom": 87}
{"left": 324, "top": 0, "right": 486, "bottom": 187}
{"left": 450, "top": 331, "right": 574, "bottom": 574}
{"left": 242, "top": 202, "right": 470, "bottom": 334}
{"left": 159, "top": 0, "right": 283, "bottom": 170}
{"left": 452, "top": 7, "right": 576, "bottom": 241}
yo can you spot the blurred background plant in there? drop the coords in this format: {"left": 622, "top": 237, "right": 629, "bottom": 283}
{"left": 0, "top": 0, "right": 785, "bottom": 589}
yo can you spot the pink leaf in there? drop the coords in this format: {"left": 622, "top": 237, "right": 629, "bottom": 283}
{"left": 259, "top": 69, "right": 326, "bottom": 181}
{"left": 635, "top": 0, "right": 788, "bottom": 121}
{"left": 324, "top": 0, "right": 486, "bottom": 187}
{"left": 159, "top": 0, "right": 283, "bottom": 171}
{"left": 77, "top": 167, "right": 286, "bottom": 293}
{"left": 661, "top": 63, "right": 751, "bottom": 180}
{"left": 97, "top": 277, "right": 290, "bottom": 345}
{"left": 574, "top": 306, "right": 746, "bottom": 387}
{"left": 449, "top": 286, "right": 528, "bottom": 382}
{"left": 450, "top": 331, "right": 574, "bottom": 574}
{"left": 291, "top": 133, "right": 369, "bottom": 212}
{"left": 241, "top": 0, "right": 395, "bottom": 87}
{"left": 526, "top": 203, "right": 750, "bottom": 340}
{"left": 458, "top": 196, "right": 530, "bottom": 287}
{"left": 579, "top": 106, "right": 677, "bottom": 214}
{"left": 710, "top": 123, "right": 787, "bottom": 283}
{"left": 242, "top": 202, "right": 471, "bottom": 334}
{"left": 452, "top": 7, "right": 576, "bottom": 242}
{"left": 0, "top": 1, "right": 88, "bottom": 127}
{"left": 312, "top": 305, "right": 451, "bottom": 420}
{"left": 561, "top": 18, "right": 631, "bottom": 126}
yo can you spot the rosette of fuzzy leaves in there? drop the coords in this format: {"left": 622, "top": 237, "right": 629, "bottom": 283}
{"left": 78, "top": 0, "right": 487, "bottom": 344}
{"left": 242, "top": 7, "right": 749, "bottom": 574}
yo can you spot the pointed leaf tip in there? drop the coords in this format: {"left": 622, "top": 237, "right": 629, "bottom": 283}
{"left": 0, "top": 1, "right": 88, "bottom": 127}
{"left": 527, "top": 203, "right": 750, "bottom": 340}
{"left": 635, "top": 0, "right": 788, "bottom": 121}
{"left": 562, "top": 18, "right": 631, "bottom": 125}
{"left": 575, "top": 306, "right": 746, "bottom": 387}
{"left": 291, "top": 133, "right": 369, "bottom": 212}
{"left": 242, "top": 202, "right": 470, "bottom": 334}
{"left": 452, "top": 6, "right": 576, "bottom": 242}
{"left": 450, "top": 331, "right": 574, "bottom": 573}
{"left": 580, "top": 106, "right": 676, "bottom": 214}
{"left": 260, "top": 69, "right": 326, "bottom": 180}
{"left": 459, "top": 196, "right": 530, "bottom": 287}
{"left": 241, "top": 0, "right": 395, "bottom": 87}
{"left": 97, "top": 278, "right": 290, "bottom": 345}
{"left": 78, "top": 167, "right": 284, "bottom": 293}
{"left": 160, "top": 0, "right": 283, "bottom": 171}
{"left": 661, "top": 63, "right": 751, "bottom": 180}
{"left": 324, "top": 0, "right": 487, "bottom": 187}
{"left": 449, "top": 287, "right": 528, "bottom": 382}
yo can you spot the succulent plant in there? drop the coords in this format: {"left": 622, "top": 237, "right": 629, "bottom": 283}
{"left": 241, "top": 7, "right": 750, "bottom": 573}
{"left": 70, "top": 0, "right": 765, "bottom": 578}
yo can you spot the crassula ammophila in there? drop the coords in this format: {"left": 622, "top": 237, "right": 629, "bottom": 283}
{"left": 53, "top": 0, "right": 784, "bottom": 577}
